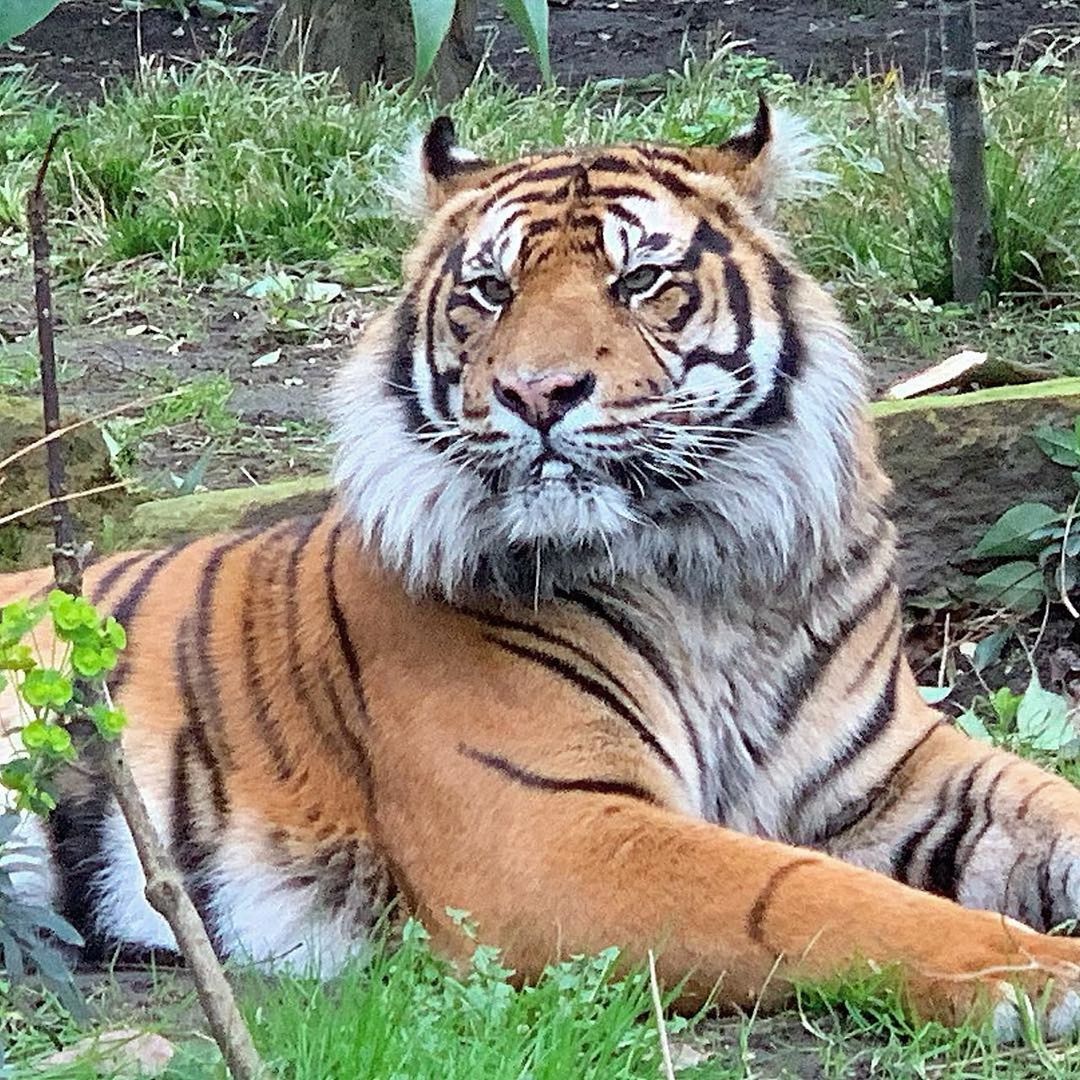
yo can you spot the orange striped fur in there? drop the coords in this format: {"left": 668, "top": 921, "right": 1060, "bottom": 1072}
{"left": 4, "top": 104, "right": 1080, "bottom": 1037}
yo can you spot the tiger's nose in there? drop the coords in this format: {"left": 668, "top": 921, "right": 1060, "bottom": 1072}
{"left": 492, "top": 370, "right": 597, "bottom": 432}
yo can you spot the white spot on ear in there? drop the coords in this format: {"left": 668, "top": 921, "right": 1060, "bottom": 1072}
{"left": 385, "top": 131, "right": 431, "bottom": 221}
{"left": 755, "top": 109, "right": 833, "bottom": 206}
{"left": 386, "top": 128, "right": 484, "bottom": 221}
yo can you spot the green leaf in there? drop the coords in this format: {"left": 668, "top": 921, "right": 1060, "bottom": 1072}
{"left": 89, "top": 703, "right": 127, "bottom": 740}
{"left": 1034, "top": 424, "right": 1080, "bottom": 467}
{"left": 972, "top": 561, "right": 1045, "bottom": 614}
{"left": 918, "top": 686, "right": 952, "bottom": 705}
{"left": 71, "top": 642, "right": 117, "bottom": 677}
{"left": 0, "top": 598, "right": 45, "bottom": 645}
{"left": 972, "top": 628, "right": 1011, "bottom": 674}
{"left": 501, "top": 0, "right": 552, "bottom": 84}
{"left": 19, "top": 667, "right": 72, "bottom": 709}
{"left": 1016, "top": 676, "right": 1079, "bottom": 754}
{"left": 409, "top": 0, "right": 457, "bottom": 85}
{"left": 990, "top": 686, "right": 1022, "bottom": 728}
{"left": 103, "top": 616, "right": 127, "bottom": 651}
{"left": 0, "top": 0, "right": 62, "bottom": 47}
{"left": 972, "top": 503, "right": 1062, "bottom": 558}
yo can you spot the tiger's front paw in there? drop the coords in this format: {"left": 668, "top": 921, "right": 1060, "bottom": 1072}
{"left": 909, "top": 917, "right": 1080, "bottom": 1041}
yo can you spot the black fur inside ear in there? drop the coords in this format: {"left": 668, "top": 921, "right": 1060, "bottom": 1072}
{"left": 422, "top": 116, "right": 460, "bottom": 181}
{"left": 720, "top": 94, "right": 771, "bottom": 160}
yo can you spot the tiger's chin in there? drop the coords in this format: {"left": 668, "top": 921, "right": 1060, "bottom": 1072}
{"left": 494, "top": 475, "right": 635, "bottom": 549}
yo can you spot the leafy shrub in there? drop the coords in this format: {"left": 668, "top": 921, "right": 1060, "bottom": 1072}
{"left": 0, "top": 591, "right": 129, "bottom": 1031}
{"left": 970, "top": 420, "right": 1080, "bottom": 616}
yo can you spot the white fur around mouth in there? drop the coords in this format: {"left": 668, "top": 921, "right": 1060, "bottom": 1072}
{"left": 538, "top": 459, "right": 575, "bottom": 481}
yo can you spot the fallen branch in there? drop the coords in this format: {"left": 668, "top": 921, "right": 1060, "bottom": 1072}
{"left": 28, "top": 128, "right": 264, "bottom": 1080}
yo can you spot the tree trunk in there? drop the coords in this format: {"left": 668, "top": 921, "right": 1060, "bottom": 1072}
{"left": 940, "top": 0, "right": 994, "bottom": 304}
{"left": 276, "top": 0, "right": 480, "bottom": 101}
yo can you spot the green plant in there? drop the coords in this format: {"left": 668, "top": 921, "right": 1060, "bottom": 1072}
{"left": 0, "top": 0, "right": 62, "bottom": 47}
{"left": 0, "top": 591, "right": 129, "bottom": 1032}
{"left": 970, "top": 420, "right": 1080, "bottom": 616}
{"left": 410, "top": 0, "right": 551, "bottom": 85}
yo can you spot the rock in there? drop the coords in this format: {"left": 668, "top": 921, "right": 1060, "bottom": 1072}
{"left": 0, "top": 396, "right": 128, "bottom": 571}
{"left": 875, "top": 378, "right": 1080, "bottom": 596}
{"left": 42, "top": 1028, "right": 175, "bottom": 1076}
{"left": 125, "top": 475, "right": 332, "bottom": 548}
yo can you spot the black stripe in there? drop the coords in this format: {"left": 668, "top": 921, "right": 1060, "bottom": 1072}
{"left": 747, "top": 859, "right": 818, "bottom": 947}
{"left": 807, "top": 721, "right": 943, "bottom": 847}
{"left": 106, "top": 542, "right": 189, "bottom": 693}
{"left": 925, "top": 759, "right": 989, "bottom": 899}
{"left": 561, "top": 587, "right": 707, "bottom": 790}
{"left": 45, "top": 722, "right": 113, "bottom": 956}
{"left": 459, "top": 744, "right": 657, "bottom": 804}
{"left": 1037, "top": 836, "right": 1059, "bottom": 931}
{"left": 951, "top": 762, "right": 1015, "bottom": 881}
{"left": 747, "top": 255, "right": 803, "bottom": 427}
{"left": 471, "top": 610, "right": 648, "bottom": 715}
{"left": 484, "top": 633, "right": 680, "bottom": 779}
{"left": 426, "top": 242, "right": 464, "bottom": 420}
{"left": 386, "top": 297, "right": 425, "bottom": 434}
{"left": 326, "top": 519, "right": 368, "bottom": 716}
{"left": 891, "top": 781, "right": 952, "bottom": 884}
{"left": 788, "top": 646, "right": 901, "bottom": 814}
{"left": 241, "top": 528, "right": 300, "bottom": 782}
{"left": 90, "top": 551, "right": 151, "bottom": 604}
{"left": 773, "top": 576, "right": 894, "bottom": 737}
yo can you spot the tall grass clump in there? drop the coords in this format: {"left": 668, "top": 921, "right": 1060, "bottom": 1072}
{"left": 0, "top": 37, "right": 1076, "bottom": 313}
{"left": 795, "top": 42, "right": 1080, "bottom": 307}
{"left": 230, "top": 922, "right": 687, "bottom": 1080}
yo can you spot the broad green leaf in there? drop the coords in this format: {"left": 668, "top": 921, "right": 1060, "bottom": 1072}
{"left": 409, "top": 0, "right": 457, "bottom": 85}
{"left": 972, "top": 502, "right": 1061, "bottom": 558}
{"left": 0, "top": 0, "right": 62, "bottom": 47}
{"left": 1034, "top": 424, "right": 1080, "bottom": 467}
{"left": 502, "top": 0, "right": 552, "bottom": 84}
{"left": 89, "top": 703, "right": 127, "bottom": 740}
{"left": 1016, "top": 676, "right": 1079, "bottom": 754}
{"left": 918, "top": 686, "right": 951, "bottom": 705}
{"left": 972, "top": 628, "right": 1011, "bottom": 674}
{"left": 957, "top": 709, "right": 992, "bottom": 742}
{"left": 972, "top": 561, "right": 1045, "bottom": 615}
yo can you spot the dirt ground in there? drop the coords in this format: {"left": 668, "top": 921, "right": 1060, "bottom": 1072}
{"left": 14, "top": 0, "right": 1079, "bottom": 98}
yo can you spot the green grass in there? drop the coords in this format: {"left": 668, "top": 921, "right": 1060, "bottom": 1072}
{"left": 10, "top": 927, "right": 1080, "bottom": 1079}
{"left": 0, "top": 40, "right": 1077, "bottom": 359}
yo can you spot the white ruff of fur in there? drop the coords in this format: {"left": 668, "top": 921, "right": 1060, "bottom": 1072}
{"left": 330, "top": 311, "right": 865, "bottom": 602}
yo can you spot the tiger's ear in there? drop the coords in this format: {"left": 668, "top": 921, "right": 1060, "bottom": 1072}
{"left": 702, "top": 96, "right": 826, "bottom": 220}
{"left": 396, "top": 116, "right": 493, "bottom": 218}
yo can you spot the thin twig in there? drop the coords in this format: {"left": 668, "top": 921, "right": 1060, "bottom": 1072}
{"left": 1059, "top": 494, "right": 1080, "bottom": 619}
{"left": 0, "top": 481, "right": 132, "bottom": 528}
{"left": 0, "top": 390, "right": 184, "bottom": 476}
{"left": 647, "top": 951, "right": 676, "bottom": 1080}
{"left": 28, "top": 126, "right": 265, "bottom": 1080}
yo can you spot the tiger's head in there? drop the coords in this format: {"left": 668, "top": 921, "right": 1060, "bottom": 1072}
{"left": 333, "top": 101, "right": 873, "bottom": 600}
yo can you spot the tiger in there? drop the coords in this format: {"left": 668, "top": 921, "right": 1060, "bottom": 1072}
{"left": 5, "top": 100, "right": 1080, "bottom": 1040}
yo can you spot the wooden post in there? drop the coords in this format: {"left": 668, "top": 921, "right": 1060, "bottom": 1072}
{"left": 940, "top": 0, "right": 994, "bottom": 304}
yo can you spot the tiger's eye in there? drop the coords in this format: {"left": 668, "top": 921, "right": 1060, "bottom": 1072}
{"left": 473, "top": 276, "right": 513, "bottom": 306}
{"left": 617, "top": 265, "right": 664, "bottom": 298}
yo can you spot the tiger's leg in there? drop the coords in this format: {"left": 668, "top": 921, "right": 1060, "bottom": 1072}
{"left": 807, "top": 718, "right": 1080, "bottom": 939}
{"left": 381, "top": 769, "right": 1080, "bottom": 1038}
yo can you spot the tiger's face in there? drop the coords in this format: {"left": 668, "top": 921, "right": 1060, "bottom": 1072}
{"left": 334, "top": 103, "right": 868, "bottom": 599}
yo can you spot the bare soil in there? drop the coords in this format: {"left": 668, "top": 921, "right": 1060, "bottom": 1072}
{"left": 13, "top": 1, "right": 1079, "bottom": 100}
